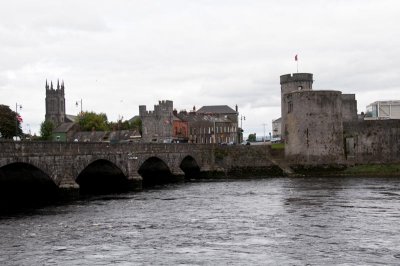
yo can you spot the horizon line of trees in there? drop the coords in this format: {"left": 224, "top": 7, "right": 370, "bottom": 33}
{"left": 0, "top": 105, "right": 141, "bottom": 141}
{"left": 39, "top": 111, "right": 142, "bottom": 140}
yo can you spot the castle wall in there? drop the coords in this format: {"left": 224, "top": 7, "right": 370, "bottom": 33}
{"left": 284, "top": 90, "right": 344, "bottom": 164}
{"left": 343, "top": 120, "right": 400, "bottom": 163}
{"left": 341, "top": 94, "right": 358, "bottom": 122}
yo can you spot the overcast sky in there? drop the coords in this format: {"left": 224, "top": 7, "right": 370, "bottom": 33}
{"left": 1, "top": 0, "right": 399, "bottom": 137}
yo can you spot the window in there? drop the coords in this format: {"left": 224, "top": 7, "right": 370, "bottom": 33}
{"left": 288, "top": 101, "right": 293, "bottom": 113}
{"left": 298, "top": 86, "right": 303, "bottom": 90}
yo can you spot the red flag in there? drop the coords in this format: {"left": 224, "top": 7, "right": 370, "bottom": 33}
{"left": 295, "top": 54, "right": 298, "bottom": 61}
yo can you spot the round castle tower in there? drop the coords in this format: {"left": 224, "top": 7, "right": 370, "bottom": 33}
{"left": 280, "top": 73, "right": 313, "bottom": 140}
{"left": 283, "top": 90, "right": 344, "bottom": 163}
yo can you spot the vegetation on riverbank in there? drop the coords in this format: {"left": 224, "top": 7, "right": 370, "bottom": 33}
{"left": 271, "top": 143, "right": 285, "bottom": 150}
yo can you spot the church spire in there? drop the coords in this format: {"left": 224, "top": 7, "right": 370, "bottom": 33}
{"left": 57, "top": 79, "right": 60, "bottom": 90}
{"left": 45, "top": 79, "right": 49, "bottom": 90}
{"left": 50, "top": 81, "right": 53, "bottom": 90}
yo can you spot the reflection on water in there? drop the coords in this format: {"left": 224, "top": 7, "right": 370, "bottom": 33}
{"left": 1, "top": 177, "right": 400, "bottom": 265}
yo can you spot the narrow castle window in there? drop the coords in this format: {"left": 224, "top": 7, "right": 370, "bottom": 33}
{"left": 288, "top": 101, "right": 293, "bottom": 113}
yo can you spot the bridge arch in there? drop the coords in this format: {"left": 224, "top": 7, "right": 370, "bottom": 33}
{"left": 0, "top": 162, "right": 60, "bottom": 211}
{"left": 138, "top": 156, "right": 175, "bottom": 186}
{"left": 180, "top": 155, "right": 201, "bottom": 179}
{"left": 76, "top": 159, "right": 131, "bottom": 195}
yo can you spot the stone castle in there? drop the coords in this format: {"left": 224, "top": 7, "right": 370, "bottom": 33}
{"left": 139, "top": 100, "right": 174, "bottom": 142}
{"left": 281, "top": 73, "right": 400, "bottom": 165}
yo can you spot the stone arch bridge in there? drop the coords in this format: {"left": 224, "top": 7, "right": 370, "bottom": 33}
{"left": 0, "top": 142, "right": 281, "bottom": 196}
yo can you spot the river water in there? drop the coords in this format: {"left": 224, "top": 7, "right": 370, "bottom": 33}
{"left": 1, "top": 176, "right": 400, "bottom": 265}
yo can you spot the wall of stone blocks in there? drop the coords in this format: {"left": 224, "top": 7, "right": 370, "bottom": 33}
{"left": 343, "top": 120, "right": 400, "bottom": 163}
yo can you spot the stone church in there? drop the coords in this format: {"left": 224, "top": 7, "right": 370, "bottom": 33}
{"left": 45, "top": 80, "right": 77, "bottom": 141}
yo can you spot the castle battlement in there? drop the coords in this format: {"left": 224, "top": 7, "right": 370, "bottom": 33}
{"left": 139, "top": 100, "right": 173, "bottom": 117}
{"left": 280, "top": 73, "right": 313, "bottom": 84}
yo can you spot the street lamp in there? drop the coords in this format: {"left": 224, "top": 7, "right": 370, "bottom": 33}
{"left": 76, "top": 99, "right": 83, "bottom": 114}
{"left": 15, "top": 103, "right": 22, "bottom": 140}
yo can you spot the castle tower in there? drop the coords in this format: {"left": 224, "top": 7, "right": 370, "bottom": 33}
{"left": 283, "top": 90, "right": 344, "bottom": 163}
{"left": 139, "top": 100, "right": 174, "bottom": 142}
{"left": 45, "top": 79, "right": 66, "bottom": 127}
{"left": 280, "top": 73, "right": 313, "bottom": 140}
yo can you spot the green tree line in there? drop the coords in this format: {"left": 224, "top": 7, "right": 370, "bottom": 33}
{"left": 39, "top": 111, "right": 142, "bottom": 140}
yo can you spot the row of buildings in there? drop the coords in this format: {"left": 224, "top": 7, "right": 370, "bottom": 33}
{"left": 45, "top": 81, "right": 241, "bottom": 143}
{"left": 139, "top": 101, "right": 239, "bottom": 144}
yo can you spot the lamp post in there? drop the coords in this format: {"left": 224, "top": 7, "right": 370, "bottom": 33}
{"left": 15, "top": 103, "right": 22, "bottom": 140}
{"left": 76, "top": 99, "right": 83, "bottom": 114}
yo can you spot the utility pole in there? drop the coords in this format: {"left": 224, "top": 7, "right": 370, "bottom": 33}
{"left": 240, "top": 115, "right": 246, "bottom": 143}
{"left": 262, "top": 123, "right": 267, "bottom": 142}
{"left": 76, "top": 99, "right": 83, "bottom": 114}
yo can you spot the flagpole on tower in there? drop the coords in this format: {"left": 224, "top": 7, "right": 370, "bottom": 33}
{"left": 295, "top": 54, "right": 298, "bottom": 73}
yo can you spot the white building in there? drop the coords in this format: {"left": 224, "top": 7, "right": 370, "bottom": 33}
{"left": 365, "top": 100, "right": 400, "bottom": 120}
{"left": 272, "top": 117, "right": 282, "bottom": 138}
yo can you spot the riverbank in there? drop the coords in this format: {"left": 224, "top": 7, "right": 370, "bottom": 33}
{"left": 288, "top": 163, "right": 400, "bottom": 177}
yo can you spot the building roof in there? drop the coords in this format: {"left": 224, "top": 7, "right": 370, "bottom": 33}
{"left": 53, "top": 122, "right": 76, "bottom": 133}
{"left": 73, "top": 129, "right": 141, "bottom": 142}
{"left": 367, "top": 100, "right": 400, "bottom": 106}
{"left": 196, "top": 105, "right": 237, "bottom": 114}
{"left": 65, "top": 114, "right": 77, "bottom": 123}
{"left": 177, "top": 113, "right": 234, "bottom": 123}
{"left": 272, "top": 117, "right": 282, "bottom": 123}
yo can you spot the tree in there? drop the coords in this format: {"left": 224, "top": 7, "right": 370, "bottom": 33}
{"left": 76, "top": 111, "right": 109, "bottom": 131}
{"left": 247, "top": 133, "right": 256, "bottom": 142}
{"left": 0, "top": 104, "right": 22, "bottom": 139}
{"left": 40, "top": 120, "right": 54, "bottom": 140}
{"left": 131, "top": 117, "right": 142, "bottom": 135}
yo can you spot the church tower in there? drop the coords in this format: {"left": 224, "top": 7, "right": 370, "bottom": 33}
{"left": 45, "top": 79, "right": 66, "bottom": 127}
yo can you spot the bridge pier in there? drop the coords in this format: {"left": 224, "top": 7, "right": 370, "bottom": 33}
{"left": 127, "top": 174, "right": 143, "bottom": 191}
{"left": 58, "top": 179, "right": 80, "bottom": 200}
{"left": 171, "top": 168, "right": 185, "bottom": 177}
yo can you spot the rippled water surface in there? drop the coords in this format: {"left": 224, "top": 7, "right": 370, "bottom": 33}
{"left": 1, "top": 177, "right": 400, "bottom": 265}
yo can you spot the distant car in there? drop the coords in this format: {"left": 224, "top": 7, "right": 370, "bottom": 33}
{"left": 271, "top": 138, "right": 281, "bottom": 143}
{"left": 241, "top": 141, "right": 251, "bottom": 145}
